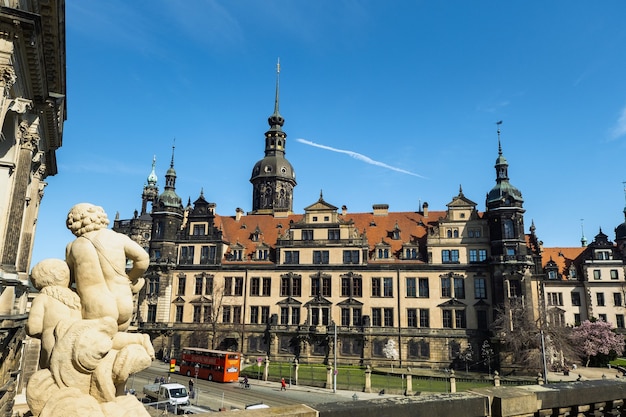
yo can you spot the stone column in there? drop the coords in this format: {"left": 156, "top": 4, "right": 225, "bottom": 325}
{"left": 326, "top": 362, "right": 333, "bottom": 389}
{"left": 364, "top": 365, "right": 372, "bottom": 393}
{"left": 293, "top": 359, "right": 299, "bottom": 386}
{"left": 449, "top": 370, "right": 456, "bottom": 393}
{"left": 493, "top": 371, "right": 501, "bottom": 387}
{"left": 2, "top": 118, "right": 38, "bottom": 269}
{"left": 263, "top": 356, "right": 270, "bottom": 381}
{"left": 405, "top": 374, "right": 413, "bottom": 396}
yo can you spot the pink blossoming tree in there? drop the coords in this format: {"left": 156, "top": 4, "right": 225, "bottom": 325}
{"left": 570, "top": 320, "right": 625, "bottom": 367}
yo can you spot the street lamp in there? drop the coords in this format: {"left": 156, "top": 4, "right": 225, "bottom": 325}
{"left": 194, "top": 364, "right": 199, "bottom": 405}
{"left": 333, "top": 321, "right": 337, "bottom": 393}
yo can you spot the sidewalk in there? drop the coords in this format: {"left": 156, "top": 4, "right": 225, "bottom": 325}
{"left": 548, "top": 365, "right": 623, "bottom": 383}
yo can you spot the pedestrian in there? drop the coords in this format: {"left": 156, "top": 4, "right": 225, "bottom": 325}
{"left": 280, "top": 377, "right": 287, "bottom": 391}
{"left": 189, "top": 379, "right": 194, "bottom": 392}
{"left": 160, "top": 376, "right": 165, "bottom": 384}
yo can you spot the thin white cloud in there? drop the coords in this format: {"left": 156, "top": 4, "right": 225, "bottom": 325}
{"left": 296, "top": 138, "right": 427, "bottom": 179}
{"left": 610, "top": 105, "right": 626, "bottom": 140}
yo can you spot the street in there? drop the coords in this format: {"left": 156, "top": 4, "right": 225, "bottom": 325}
{"left": 132, "top": 361, "right": 371, "bottom": 412}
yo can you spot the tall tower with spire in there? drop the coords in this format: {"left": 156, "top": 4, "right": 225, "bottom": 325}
{"left": 485, "top": 122, "right": 533, "bottom": 307}
{"left": 141, "top": 155, "right": 159, "bottom": 215}
{"left": 150, "top": 144, "right": 184, "bottom": 262}
{"left": 250, "top": 59, "right": 297, "bottom": 215}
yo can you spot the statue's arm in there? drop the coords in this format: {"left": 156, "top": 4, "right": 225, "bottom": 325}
{"left": 26, "top": 298, "right": 45, "bottom": 337}
{"left": 123, "top": 237, "right": 149, "bottom": 280}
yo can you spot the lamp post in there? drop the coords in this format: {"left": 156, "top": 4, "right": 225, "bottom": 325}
{"left": 289, "top": 357, "right": 293, "bottom": 387}
{"left": 194, "top": 363, "right": 199, "bottom": 405}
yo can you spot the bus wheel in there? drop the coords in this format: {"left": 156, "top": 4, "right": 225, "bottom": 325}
{"left": 186, "top": 370, "right": 191, "bottom": 376}
{"left": 208, "top": 374, "right": 213, "bottom": 381}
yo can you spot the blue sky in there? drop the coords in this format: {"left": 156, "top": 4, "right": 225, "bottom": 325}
{"left": 32, "top": 0, "right": 626, "bottom": 265}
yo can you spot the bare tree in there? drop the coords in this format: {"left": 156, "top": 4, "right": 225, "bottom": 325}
{"left": 204, "top": 280, "right": 225, "bottom": 350}
{"left": 492, "top": 299, "right": 579, "bottom": 372}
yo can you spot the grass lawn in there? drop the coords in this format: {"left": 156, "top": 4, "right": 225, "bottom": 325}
{"left": 241, "top": 362, "right": 501, "bottom": 393}
{"left": 609, "top": 358, "right": 626, "bottom": 367}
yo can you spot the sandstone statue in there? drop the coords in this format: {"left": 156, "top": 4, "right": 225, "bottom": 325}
{"left": 25, "top": 203, "right": 154, "bottom": 417}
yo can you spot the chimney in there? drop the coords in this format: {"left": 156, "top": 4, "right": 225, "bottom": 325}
{"left": 341, "top": 205, "right": 347, "bottom": 215}
{"left": 235, "top": 207, "right": 244, "bottom": 222}
{"left": 422, "top": 202, "right": 429, "bottom": 217}
{"left": 373, "top": 204, "right": 389, "bottom": 216}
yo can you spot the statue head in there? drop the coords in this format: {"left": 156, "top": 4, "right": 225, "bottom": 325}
{"left": 66, "top": 203, "right": 110, "bottom": 237}
{"left": 30, "top": 258, "right": 70, "bottom": 290}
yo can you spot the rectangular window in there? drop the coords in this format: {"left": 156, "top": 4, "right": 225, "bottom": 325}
{"left": 352, "top": 277, "right": 362, "bottom": 297}
{"left": 262, "top": 277, "right": 271, "bottom": 296}
{"left": 477, "top": 310, "right": 488, "bottom": 329}
{"left": 233, "top": 306, "right": 241, "bottom": 324}
{"left": 292, "top": 277, "right": 301, "bottom": 297}
{"left": 407, "top": 309, "right": 417, "bottom": 327}
{"left": 291, "top": 307, "right": 300, "bottom": 325}
{"left": 341, "top": 308, "right": 350, "bottom": 326}
{"left": 383, "top": 277, "right": 393, "bottom": 297}
{"left": 313, "top": 250, "right": 329, "bottom": 264}
{"left": 611, "top": 270, "right": 619, "bottom": 280}
{"left": 419, "top": 309, "right": 430, "bottom": 328}
{"left": 250, "top": 306, "right": 259, "bottom": 324}
{"left": 418, "top": 278, "right": 429, "bottom": 298}
{"left": 147, "top": 305, "right": 157, "bottom": 323}
{"left": 175, "top": 305, "right": 183, "bottom": 322}
{"left": 469, "top": 249, "right": 478, "bottom": 263}
{"left": 574, "top": 313, "right": 581, "bottom": 325}
{"left": 180, "top": 246, "right": 194, "bottom": 264}
{"left": 224, "top": 277, "right": 232, "bottom": 296}
{"left": 450, "top": 250, "right": 459, "bottom": 262}
{"left": 455, "top": 310, "right": 466, "bottom": 328}
{"left": 479, "top": 250, "right": 487, "bottom": 261}
{"left": 250, "top": 277, "right": 260, "bottom": 296}
{"left": 442, "top": 250, "right": 450, "bottom": 263}
{"left": 599, "top": 313, "right": 607, "bottom": 322}
{"left": 593, "top": 270, "right": 601, "bottom": 280}
{"left": 284, "top": 250, "right": 300, "bottom": 265}
{"left": 311, "top": 276, "right": 332, "bottom": 297}
{"left": 406, "top": 277, "right": 416, "bottom": 297}
{"left": 343, "top": 250, "right": 360, "bottom": 264}
{"left": 597, "top": 292, "right": 605, "bottom": 306}
{"left": 616, "top": 314, "right": 625, "bottom": 329}
{"left": 547, "top": 292, "right": 563, "bottom": 306}
{"left": 614, "top": 292, "right": 622, "bottom": 307}
{"left": 195, "top": 277, "right": 203, "bottom": 295}
{"left": 571, "top": 292, "right": 581, "bottom": 306}
{"left": 203, "top": 276, "right": 213, "bottom": 295}
{"left": 203, "top": 305, "right": 211, "bottom": 323}
{"left": 453, "top": 277, "right": 465, "bottom": 299}
{"left": 234, "top": 277, "right": 243, "bottom": 296}
{"left": 352, "top": 308, "right": 362, "bottom": 326}
{"left": 261, "top": 306, "right": 270, "bottom": 324}
{"left": 474, "top": 277, "right": 486, "bottom": 299}
{"left": 177, "top": 276, "right": 186, "bottom": 296}
{"left": 302, "top": 229, "right": 313, "bottom": 240}
{"left": 372, "top": 308, "right": 382, "bottom": 326}
{"left": 441, "top": 277, "right": 451, "bottom": 298}
{"left": 222, "top": 306, "right": 231, "bottom": 323}
{"left": 281, "top": 277, "right": 290, "bottom": 297}
{"left": 383, "top": 308, "right": 394, "bottom": 327}
{"left": 341, "top": 278, "right": 350, "bottom": 297}
{"left": 328, "top": 229, "right": 340, "bottom": 240}
{"left": 193, "top": 224, "right": 205, "bottom": 235}
{"left": 372, "top": 277, "right": 381, "bottom": 297}
{"left": 442, "top": 310, "right": 452, "bottom": 328}
{"left": 280, "top": 307, "right": 289, "bottom": 325}
{"left": 193, "top": 306, "right": 201, "bottom": 323}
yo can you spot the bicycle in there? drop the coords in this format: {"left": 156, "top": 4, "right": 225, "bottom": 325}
{"left": 239, "top": 380, "right": 251, "bottom": 389}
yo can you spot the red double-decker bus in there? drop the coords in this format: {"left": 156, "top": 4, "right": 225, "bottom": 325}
{"left": 179, "top": 347, "right": 240, "bottom": 382}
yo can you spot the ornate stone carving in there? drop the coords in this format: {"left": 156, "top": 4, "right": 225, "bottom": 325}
{"left": 25, "top": 203, "right": 154, "bottom": 417}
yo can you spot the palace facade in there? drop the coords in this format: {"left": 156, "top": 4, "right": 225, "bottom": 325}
{"left": 115, "top": 68, "right": 626, "bottom": 371}
{"left": 0, "top": 1, "right": 66, "bottom": 414}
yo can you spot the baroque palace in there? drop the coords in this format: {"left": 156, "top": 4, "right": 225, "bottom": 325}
{"left": 114, "top": 69, "right": 626, "bottom": 370}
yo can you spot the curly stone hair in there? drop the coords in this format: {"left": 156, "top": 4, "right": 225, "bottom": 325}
{"left": 66, "top": 203, "right": 110, "bottom": 237}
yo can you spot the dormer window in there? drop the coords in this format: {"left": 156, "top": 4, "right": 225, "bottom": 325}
{"left": 548, "top": 270, "right": 557, "bottom": 280}
{"left": 377, "top": 248, "right": 389, "bottom": 259}
{"left": 569, "top": 267, "right": 577, "bottom": 280}
{"left": 231, "top": 249, "right": 243, "bottom": 261}
{"left": 257, "top": 249, "right": 269, "bottom": 260}
{"left": 595, "top": 250, "right": 611, "bottom": 260}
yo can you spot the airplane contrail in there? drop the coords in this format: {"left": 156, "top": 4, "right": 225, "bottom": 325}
{"left": 296, "top": 138, "right": 427, "bottom": 178}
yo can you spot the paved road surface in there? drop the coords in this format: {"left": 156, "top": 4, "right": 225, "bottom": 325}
{"left": 133, "top": 361, "right": 386, "bottom": 412}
